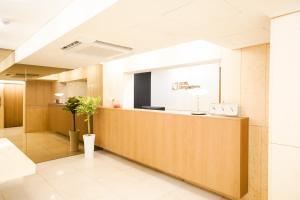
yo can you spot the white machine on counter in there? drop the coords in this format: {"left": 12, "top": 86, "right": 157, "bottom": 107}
{"left": 209, "top": 103, "right": 239, "bottom": 117}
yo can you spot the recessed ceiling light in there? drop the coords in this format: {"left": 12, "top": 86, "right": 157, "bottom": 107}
{"left": 0, "top": 80, "right": 25, "bottom": 84}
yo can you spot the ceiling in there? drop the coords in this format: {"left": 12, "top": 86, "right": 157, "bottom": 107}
{"left": 0, "top": 64, "right": 70, "bottom": 80}
{"left": 0, "top": 0, "right": 75, "bottom": 50}
{"left": 7, "top": 0, "right": 300, "bottom": 68}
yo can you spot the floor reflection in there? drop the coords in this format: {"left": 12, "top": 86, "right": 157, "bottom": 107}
{"left": 0, "top": 127, "right": 83, "bottom": 163}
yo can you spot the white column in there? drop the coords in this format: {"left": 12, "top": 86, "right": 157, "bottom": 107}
{"left": 269, "top": 11, "right": 300, "bottom": 199}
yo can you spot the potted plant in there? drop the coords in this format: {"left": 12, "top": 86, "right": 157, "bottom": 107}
{"left": 63, "top": 97, "right": 80, "bottom": 152}
{"left": 76, "top": 96, "right": 101, "bottom": 158}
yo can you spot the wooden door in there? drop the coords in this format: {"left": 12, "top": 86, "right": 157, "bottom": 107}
{"left": 4, "top": 84, "right": 24, "bottom": 128}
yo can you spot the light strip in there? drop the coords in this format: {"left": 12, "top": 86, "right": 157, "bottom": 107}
{"left": 0, "top": 80, "right": 25, "bottom": 84}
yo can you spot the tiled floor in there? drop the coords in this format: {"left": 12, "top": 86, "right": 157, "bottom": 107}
{"left": 0, "top": 127, "right": 83, "bottom": 163}
{"left": 0, "top": 151, "right": 226, "bottom": 200}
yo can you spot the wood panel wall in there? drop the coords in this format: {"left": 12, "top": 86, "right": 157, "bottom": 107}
{"left": 221, "top": 44, "right": 269, "bottom": 200}
{"left": 87, "top": 64, "right": 103, "bottom": 98}
{"left": 24, "top": 80, "right": 53, "bottom": 132}
{"left": 4, "top": 84, "right": 24, "bottom": 128}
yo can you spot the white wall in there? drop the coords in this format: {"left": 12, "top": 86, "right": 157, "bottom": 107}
{"left": 102, "top": 64, "right": 133, "bottom": 107}
{"left": 103, "top": 40, "right": 222, "bottom": 107}
{"left": 269, "top": 11, "right": 300, "bottom": 199}
{"left": 151, "top": 64, "right": 219, "bottom": 112}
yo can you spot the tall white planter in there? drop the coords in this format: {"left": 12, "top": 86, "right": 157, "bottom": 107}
{"left": 83, "top": 134, "right": 95, "bottom": 159}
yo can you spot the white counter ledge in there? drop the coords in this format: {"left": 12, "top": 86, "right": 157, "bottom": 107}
{"left": 0, "top": 138, "right": 36, "bottom": 183}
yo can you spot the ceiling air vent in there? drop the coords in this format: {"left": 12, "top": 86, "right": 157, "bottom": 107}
{"left": 94, "top": 40, "right": 132, "bottom": 51}
{"left": 61, "top": 38, "right": 133, "bottom": 60}
{"left": 61, "top": 41, "right": 82, "bottom": 51}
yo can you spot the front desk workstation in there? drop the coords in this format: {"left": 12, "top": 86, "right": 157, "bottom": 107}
{"left": 93, "top": 107, "right": 249, "bottom": 200}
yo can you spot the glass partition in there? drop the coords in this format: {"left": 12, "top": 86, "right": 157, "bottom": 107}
{"left": 0, "top": 66, "right": 86, "bottom": 163}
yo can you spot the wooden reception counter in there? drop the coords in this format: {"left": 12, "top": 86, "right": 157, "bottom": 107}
{"left": 93, "top": 107, "right": 249, "bottom": 200}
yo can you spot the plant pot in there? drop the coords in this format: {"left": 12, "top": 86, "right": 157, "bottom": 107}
{"left": 69, "top": 130, "right": 80, "bottom": 152}
{"left": 83, "top": 134, "right": 95, "bottom": 158}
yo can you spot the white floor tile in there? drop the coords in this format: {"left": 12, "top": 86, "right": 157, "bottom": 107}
{"left": 0, "top": 176, "right": 64, "bottom": 200}
{"left": 158, "top": 181, "right": 223, "bottom": 200}
{"left": 0, "top": 151, "right": 222, "bottom": 200}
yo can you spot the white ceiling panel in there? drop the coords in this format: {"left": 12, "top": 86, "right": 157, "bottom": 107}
{"left": 0, "top": 0, "right": 75, "bottom": 49}
{"left": 227, "top": 0, "right": 300, "bottom": 18}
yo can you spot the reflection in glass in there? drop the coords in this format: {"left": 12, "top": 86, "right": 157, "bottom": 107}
{"left": 0, "top": 65, "right": 85, "bottom": 163}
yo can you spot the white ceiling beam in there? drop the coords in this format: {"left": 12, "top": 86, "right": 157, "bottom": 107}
{"left": 15, "top": 0, "right": 118, "bottom": 63}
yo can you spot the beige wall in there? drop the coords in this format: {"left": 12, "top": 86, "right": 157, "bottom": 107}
{"left": 87, "top": 64, "right": 103, "bottom": 98}
{"left": 221, "top": 44, "right": 269, "bottom": 200}
{"left": 0, "top": 84, "right": 4, "bottom": 128}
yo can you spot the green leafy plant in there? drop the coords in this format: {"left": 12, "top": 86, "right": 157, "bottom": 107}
{"left": 63, "top": 97, "right": 80, "bottom": 131}
{"left": 76, "top": 96, "right": 101, "bottom": 135}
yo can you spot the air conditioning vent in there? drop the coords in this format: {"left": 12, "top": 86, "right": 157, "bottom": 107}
{"left": 74, "top": 46, "right": 123, "bottom": 58}
{"left": 94, "top": 40, "right": 132, "bottom": 51}
{"left": 61, "top": 38, "right": 133, "bottom": 60}
{"left": 61, "top": 41, "right": 82, "bottom": 51}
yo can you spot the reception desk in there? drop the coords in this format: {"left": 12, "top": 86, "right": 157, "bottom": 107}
{"left": 93, "top": 107, "right": 248, "bottom": 200}
{"left": 48, "top": 104, "right": 88, "bottom": 140}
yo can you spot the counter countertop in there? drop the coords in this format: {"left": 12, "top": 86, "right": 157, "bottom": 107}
{"left": 48, "top": 104, "right": 247, "bottom": 120}
{"left": 99, "top": 107, "right": 248, "bottom": 120}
